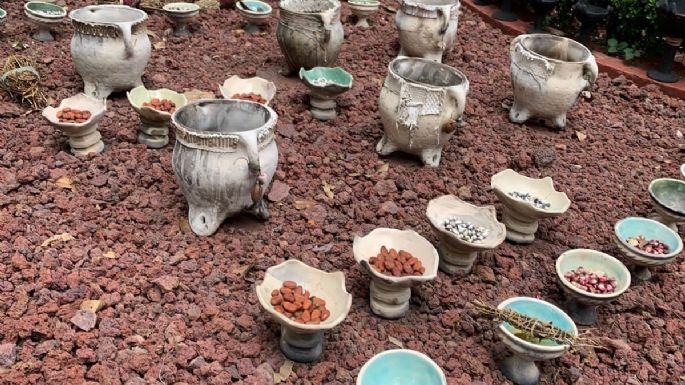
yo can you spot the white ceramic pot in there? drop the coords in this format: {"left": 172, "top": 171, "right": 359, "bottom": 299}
{"left": 42, "top": 94, "right": 107, "bottom": 155}
{"left": 509, "top": 33, "right": 597, "bottom": 129}
{"left": 69, "top": 5, "right": 151, "bottom": 99}
{"left": 377, "top": 56, "right": 468, "bottom": 167}
{"left": 171, "top": 99, "right": 278, "bottom": 236}
{"left": 395, "top": 0, "right": 460, "bottom": 62}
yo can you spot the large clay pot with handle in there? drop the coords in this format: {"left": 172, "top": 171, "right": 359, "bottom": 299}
{"left": 395, "top": 0, "right": 460, "bottom": 63}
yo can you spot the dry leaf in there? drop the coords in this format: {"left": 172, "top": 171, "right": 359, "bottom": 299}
{"left": 377, "top": 163, "right": 389, "bottom": 177}
{"left": 146, "top": 30, "right": 160, "bottom": 40}
{"left": 80, "top": 300, "right": 104, "bottom": 313}
{"left": 273, "top": 359, "right": 294, "bottom": 383}
{"left": 179, "top": 217, "right": 191, "bottom": 233}
{"left": 322, "top": 181, "right": 334, "bottom": 200}
{"left": 293, "top": 200, "right": 315, "bottom": 210}
{"left": 232, "top": 264, "right": 253, "bottom": 276}
{"left": 41, "top": 232, "right": 74, "bottom": 247}
{"left": 575, "top": 131, "right": 587, "bottom": 141}
{"left": 153, "top": 41, "right": 166, "bottom": 50}
{"left": 388, "top": 336, "right": 404, "bottom": 348}
{"left": 56, "top": 176, "right": 75, "bottom": 191}
{"left": 103, "top": 250, "right": 117, "bottom": 259}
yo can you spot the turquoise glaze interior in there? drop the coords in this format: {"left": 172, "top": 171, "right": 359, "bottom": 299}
{"left": 0, "top": 8, "right": 6, "bottom": 18}
{"left": 359, "top": 351, "right": 445, "bottom": 385}
{"left": 557, "top": 251, "right": 629, "bottom": 290}
{"left": 26, "top": 1, "right": 66, "bottom": 16}
{"left": 650, "top": 179, "right": 685, "bottom": 215}
{"left": 616, "top": 217, "right": 682, "bottom": 255}
{"left": 300, "top": 67, "right": 353, "bottom": 87}
{"left": 241, "top": 0, "right": 272, "bottom": 12}
{"left": 502, "top": 299, "right": 575, "bottom": 346}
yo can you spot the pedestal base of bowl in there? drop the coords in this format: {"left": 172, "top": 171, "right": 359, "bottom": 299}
{"left": 369, "top": 280, "right": 410, "bottom": 319}
{"left": 138, "top": 118, "right": 170, "bottom": 149}
{"left": 563, "top": 298, "right": 598, "bottom": 326}
{"left": 309, "top": 96, "right": 337, "bottom": 121}
{"left": 354, "top": 16, "right": 370, "bottom": 28}
{"left": 280, "top": 327, "right": 323, "bottom": 363}
{"left": 65, "top": 126, "right": 105, "bottom": 156}
{"left": 437, "top": 242, "right": 477, "bottom": 275}
{"left": 631, "top": 265, "right": 652, "bottom": 282}
{"left": 244, "top": 23, "right": 261, "bottom": 34}
{"left": 32, "top": 26, "right": 55, "bottom": 42}
{"left": 499, "top": 354, "right": 539, "bottom": 385}
{"left": 502, "top": 208, "right": 538, "bottom": 244}
{"left": 169, "top": 20, "right": 192, "bottom": 37}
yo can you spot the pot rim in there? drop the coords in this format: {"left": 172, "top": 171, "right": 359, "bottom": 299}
{"left": 514, "top": 33, "right": 592, "bottom": 65}
{"left": 555, "top": 248, "right": 631, "bottom": 300}
{"left": 279, "top": 0, "right": 341, "bottom": 14}
{"left": 388, "top": 56, "right": 468, "bottom": 89}
{"left": 236, "top": 0, "right": 273, "bottom": 14}
{"left": 69, "top": 4, "right": 148, "bottom": 26}
{"left": 171, "top": 98, "right": 277, "bottom": 137}
{"left": 25, "top": 1, "right": 67, "bottom": 19}
{"left": 356, "top": 349, "right": 447, "bottom": 385}
{"left": 163, "top": 2, "right": 201, "bottom": 13}
{"left": 648, "top": 178, "right": 685, "bottom": 217}
{"left": 614, "top": 216, "right": 684, "bottom": 259}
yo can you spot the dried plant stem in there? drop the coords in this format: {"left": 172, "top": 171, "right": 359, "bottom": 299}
{"left": 1, "top": 55, "right": 48, "bottom": 109}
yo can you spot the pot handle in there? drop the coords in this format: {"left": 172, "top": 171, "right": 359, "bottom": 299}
{"left": 117, "top": 22, "right": 135, "bottom": 59}
{"left": 582, "top": 55, "right": 599, "bottom": 87}
{"left": 509, "top": 34, "right": 526, "bottom": 57}
{"left": 437, "top": 7, "right": 450, "bottom": 34}
{"left": 236, "top": 130, "right": 264, "bottom": 204}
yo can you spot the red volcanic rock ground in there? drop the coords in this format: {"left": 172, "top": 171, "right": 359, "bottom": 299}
{"left": 1, "top": 1, "right": 685, "bottom": 384}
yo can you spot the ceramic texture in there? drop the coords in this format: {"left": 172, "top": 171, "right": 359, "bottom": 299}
{"left": 237, "top": 0, "right": 272, "bottom": 26}
{"left": 220, "top": 76, "right": 277, "bottom": 105}
{"left": 69, "top": 5, "right": 151, "bottom": 99}
{"left": 357, "top": 349, "right": 447, "bottom": 385}
{"left": 353, "top": 228, "right": 439, "bottom": 319}
{"left": 426, "top": 194, "right": 506, "bottom": 274}
{"left": 255, "top": 259, "right": 352, "bottom": 362}
{"left": 171, "top": 99, "right": 278, "bottom": 236}
{"left": 299, "top": 67, "right": 353, "bottom": 120}
{"left": 614, "top": 217, "right": 683, "bottom": 281}
{"left": 509, "top": 34, "right": 598, "bottom": 129}
{"left": 126, "top": 86, "right": 188, "bottom": 148}
{"left": 680, "top": 163, "right": 685, "bottom": 180}
{"left": 276, "top": 0, "right": 344, "bottom": 74}
{"left": 555, "top": 249, "right": 630, "bottom": 325}
{"left": 395, "top": 0, "right": 459, "bottom": 62}
{"left": 648, "top": 178, "right": 685, "bottom": 232}
{"left": 42, "top": 94, "right": 107, "bottom": 155}
{"left": 491, "top": 169, "right": 571, "bottom": 244}
{"left": 163, "top": 2, "right": 200, "bottom": 37}
{"left": 25, "top": 2, "right": 66, "bottom": 42}
{"left": 497, "top": 297, "right": 576, "bottom": 385}
{"left": 0, "top": 9, "right": 6, "bottom": 26}
{"left": 348, "top": 0, "right": 379, "bottom": 28}
{"left": 377, "top": 56, "right": 469, "bottom": 167}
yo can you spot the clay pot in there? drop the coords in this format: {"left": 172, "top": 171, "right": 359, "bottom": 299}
{"left": 426, "top": 195, "right": 506, "bottom": 274}
{"left": 348, "top": 0, "right": 379, "bottom": 28}
{"left": 24, "top": 1, "right": 66, "bottom": 42}
{"left": 614, "top": 217, "right": 683, "bottom": 281}
{"left": 395, "top": 0, "right": 460, "bottom": 62}
{"left": 171, "top": 99, "right": 278, "bottom": 236}
{"left": 555, "top": 249, "right": 630, "bottom": 325}
{"left": 648, "top": 178, "right": 685, "bottom": 232}
{"left": 126, "top": 86, "right": 188, "bottom": 148}
{"left": 219, "top": 75, "right": 277, "bottom": 105}
{"left": 42, "top": 94, "right": 107, "bottom": 155}
{"left": 236, "top": 0, "right": 272, "bottom": 34}
{"left": 163, "top": 2, "right": 200, "bottom": 37}
{"left": 497, "top": 297, "right": 577, "bottom": 385}
{"left": 255, "top": 259, "right": 352, "bottom": 362}
{"left": 276, "top": 0, "right": 344, "bottom": 75}
{"left": 353, "top": 228, "right": 439, "bottom": 319}
{"left": 377, "top": 57, "right": 468, "bottom": 167}
{"left": 69, "top": 5, "right": 151, "bottom": 99}
{"left": 357, "top": 349, "right": 447, "bottom": 385}
{"left": 491, "top": 169, "right": 571, "bottom": 244}
{"left": 299, "top": 66, "right": 353, "bottom": 121}
{"left": 509, "top": 34, "right": 597, "bottom": 129}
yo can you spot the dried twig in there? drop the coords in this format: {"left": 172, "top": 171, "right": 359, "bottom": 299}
{"left": 1, "top": 55, "right": 48, "bottom": 109}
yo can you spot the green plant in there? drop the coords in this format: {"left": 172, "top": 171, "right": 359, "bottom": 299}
{"left": 608, "top": 0, "right": 659, "bottom": 55}
{"left": 607, "top": 38, "right": 642, "bottom": 60}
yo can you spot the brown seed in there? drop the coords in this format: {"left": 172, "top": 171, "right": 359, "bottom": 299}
{"left": 403, "top": 263, "right": 413, "bottom": 274}
{"left": 270, "top": 296, "right": 282, "bottom": 306}
{"left": 311, "top": 309, "right": 321, "bottom": 319}
{"left": 302, "top": 299, "right": 312, "bottom": 310}
{"left": 271, "top": 289, "right": 280, "bottom": 297}
{"left": 369, "top": 256, "right": 377, "bottom": 264}
{"left": 313, "top": 297, "right": 326, "bottom": 307}
{"left": 280, "top": 287, "right": 292, "bottom": 295}
{"left": 380, "top": 246, "right": 389, "bottom": 256}
{"left": 389, "top": 248, "right": 398, "bottom": 258}
{"left": 321, "top": 309, "right": 330, "bottom": 321}
{"left": 283, "top": 281, "right": 297, "bottom": 288}
{"left": 294, "top": 286, "right": 303, "bottom": 296}
{"left": 392, "top": 267, "right": 401, "bottom": 276}
{"left": 275, "top": 305, "right": 284, "bottom": 314}
{"left": 294, "top": 294, "right": 304, "bottom": 304}
{"left": 302, "top": 310, "right": 311, "bottom": 322}
{"left": 283, "top": 293, "right": 295, "bottom": 302}
{"left": 283, "top": 301, "right": 298, "bottom": 313}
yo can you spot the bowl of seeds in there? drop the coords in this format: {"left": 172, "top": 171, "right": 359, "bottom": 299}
{"left": 426, "top": 195, "right": 506, "bottom": 275}
{"left": 614, "top": 216, "right": 683, "bottom": 281}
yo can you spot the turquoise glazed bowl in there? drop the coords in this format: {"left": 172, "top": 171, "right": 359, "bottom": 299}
{"left": 25, "top": 1, "right": 67, "bottom": 19}
{"left": 299, "top": 67, "right": 354, "bottom": 97}
{"left": 357, "top": 349, "right": 446, "bottom": 385}
{"left": 498, "top": 297, "right": 576, "bottom": 352}
{"left": 649, "top": 178, "right": 685, "bottom": 216}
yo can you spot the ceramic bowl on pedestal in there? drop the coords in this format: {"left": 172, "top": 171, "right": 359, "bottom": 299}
{"left": 491, "top": 169, "right": 571, "bottom": 244}
{"left": 42, "top": 94, "right": 107, "bottom": 155}
{"left": 353, "top": 228, "right": 439, "bottom": 319}
{"left": 426, "top": 195, "right": 506, "bottom": 274}
{"left": 555, "top": 249, "right": 630, "bottom": 325}
{"left": 25, "top": 1, "right": 66, "bottom": 42}
{"left": 497, "top": 297, "right": 577, "bottom": 385}
{"left": 163, "top": 2, "right": 200, "bottom": 37}
{"left": 648, "top": 178, "right": 685, "bottom": 232}
{"left": 299, "top": 67, "right": 353, "bottom": 121}
{"left": 127, "top": 85, "right": 188, "bottom": 148}
{"left": 256, "top": 259, "right": 352, "bottom": 363}
{"left": 348, "top": 0, "right": 379, "bottom": 28}
{"left": 614, "top": 217, "right": 683, "bottom": 281}
{"left": 237, "top": 0, "right": 272, "bottom": 34}
{"left": 357, "top": 349, "right": 447, "bottom": 385}
{"left": 219, "top": 75, "right": 277, "bottom": 105}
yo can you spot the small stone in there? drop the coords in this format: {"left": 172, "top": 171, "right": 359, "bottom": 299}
{"left": 155, "top": 275, "right": 179, "bottom": 292}
{"left": 80, "top": 300, "right": 104, "bottom": 313}
{"left": 70, "top": 309, "right": 97, "bottom": 331}
{"left": 0, "top": 343, "right": 17, "bottom": 367}
{"left": 267, "top": 180, "right": 290, "bottom": 202}
{"left": 533, "top": 147, "right": 556, "bottom": 168}
{"left": 379, "top": 201, "right": 398, "bottom": 215}
{"left": 473, "top": 265, "right": 496, "bottom": 283}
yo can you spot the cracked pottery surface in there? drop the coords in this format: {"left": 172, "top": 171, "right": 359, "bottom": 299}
{"left": 395, "top": 0, "right": 460, "bottom": 62}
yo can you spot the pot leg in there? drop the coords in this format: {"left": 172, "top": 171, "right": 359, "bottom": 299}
{"left": 563, "top": 298, "right": 598, "bottom": 326}
{"left": 420, "top": 147, "right": 443, "bottom": 167}
{"left": 438, "top": 241, "right": 478, "bottom": 275}
{"left": 375, "top": 135, "right": 398, "bottom": 156}
{"left": 369, "top": 280, "right": 411, "bottom": 319}
{"left": 502, "top": 206, "right": 538, "bottom": 244}
{"left": 33, "top": 26, "right": 54, "bottom": 42}
{"left": 631, "top": 265, "right": 652, "bottom": 282}
{"left": 508, "top": 103, "right": 530, "bottom": 124}
{"left": 499, "top": 354, "right": 540, "bottom": 385}
{"left": 355, "top": 16, "right": 370, "bottom": 28}
{"left": 138, "top": 118, "right": 170, "bottom": 149}
{"left": 247, "top": 198, "right": 270, "bottom": 220}
{"left": 280, "top": 327, "right": 324, "bottom": 363}
{"left": 188, "top": 205, "right": 223, "bottom": 236}
{"left": 551, "top": 114, "right": 567, "bottom": 130}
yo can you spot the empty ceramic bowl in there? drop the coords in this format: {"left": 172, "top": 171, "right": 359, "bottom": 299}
{"left": 357, "top": 349, "right": 447, "bottom": 385}
{"left": 649, "top": 178, "right": 685, "bottom": 231}
{"left": 497, "top": 297, "right": 577, "bottom": 385}
{"left": 614, "top": 217, "right": 683, "bottom": 281}
{"left": 256, "top": 259, "right": 352, "bottom": 362}
{"left": 236, "top": 0, "right": 272, "bottom": 32}
{"left": 426, "top": 194, "right": 506, "bottom": 274}
{"left": 555, "top": 249, "right": 631, "bottom": 325}
{"left": 353, "top": 228, "right": 439, "bottom": 319}
{"left": 219, "top": 75, "right": 277, "bottom": 105}
{"left": 24, "top": 1, "right": 67, "bottom": 42}
{"left": 42, "top": 94, "right": 107, "bottom": 155}
{"left": 491, "top": 169, "right": 571, "bottom": 244}
{"left": 348, "top": 0, "right": 379, "bottom": 28}
{"left": 127, "top": 85, "right": 188, "bottom": 148}
{"left": 299, "top": 66, "right": 353, "bottom": 121}
{"left": 163, "top": 2, "right": 200, "bottom": 37}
